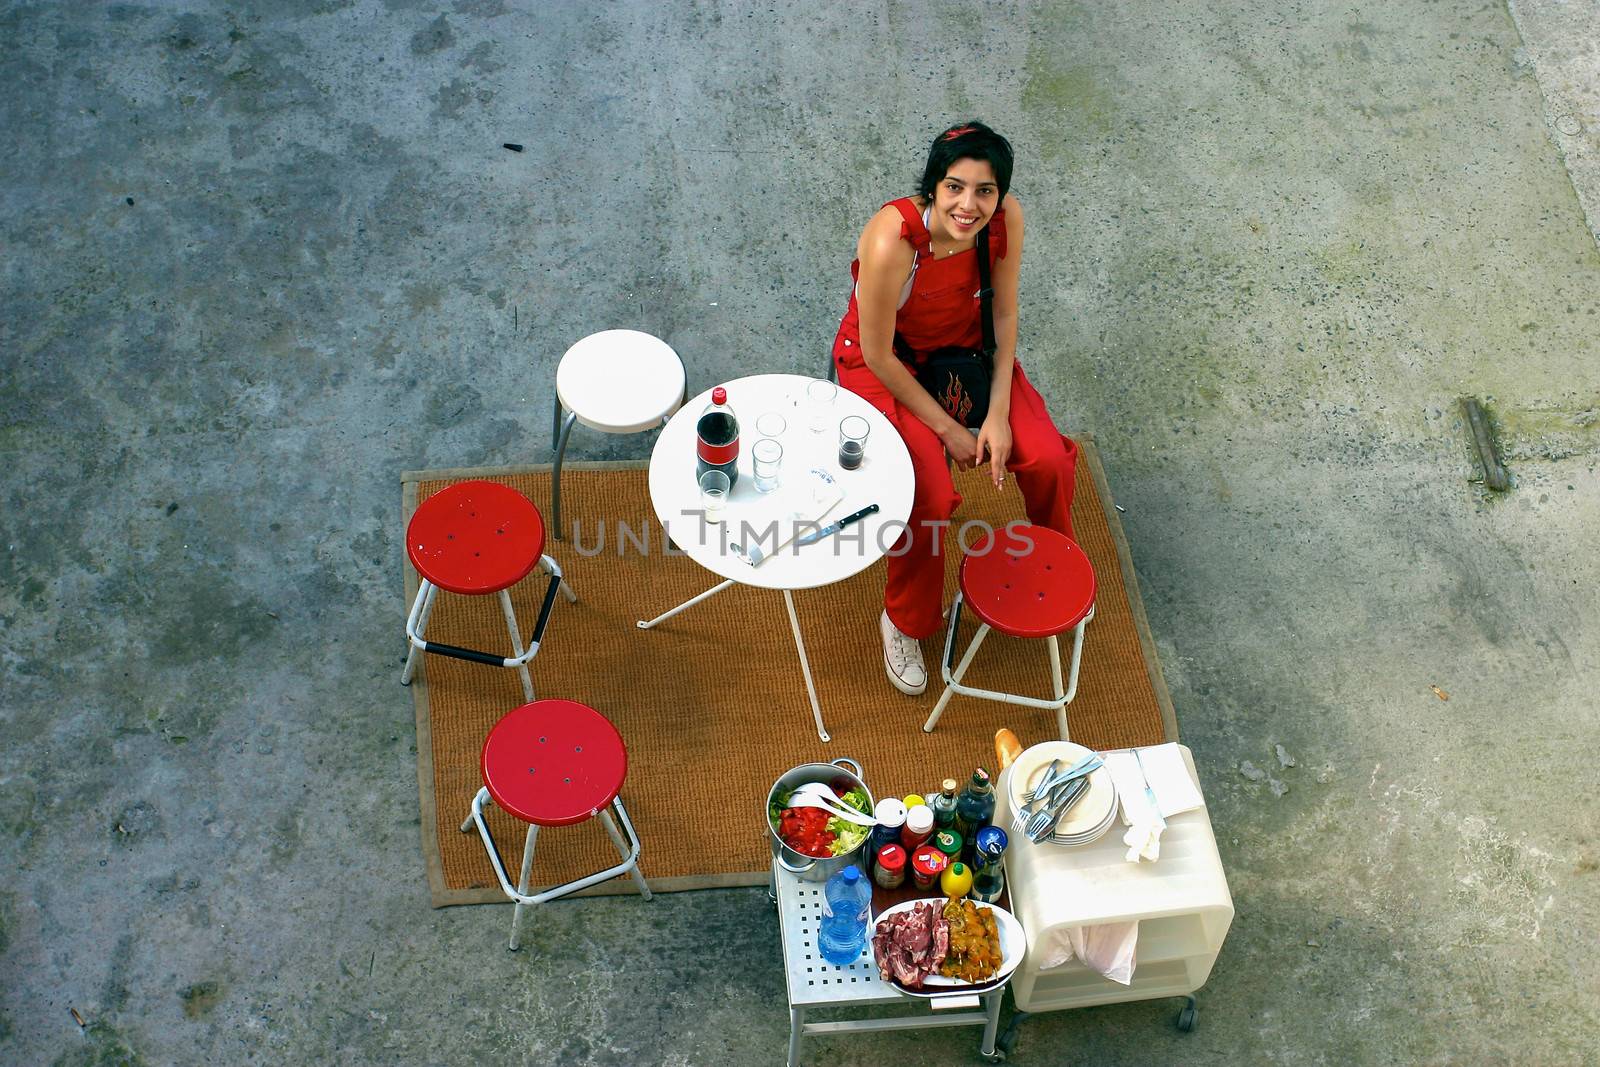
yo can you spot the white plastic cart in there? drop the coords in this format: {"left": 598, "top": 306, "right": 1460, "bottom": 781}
{"left": 995, "top": 744, "right": 1233, "bottom": 1053}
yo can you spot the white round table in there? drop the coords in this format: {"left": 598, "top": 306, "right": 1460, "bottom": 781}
{"left": 639, "top": 373, "right": 915, "bottom": 741}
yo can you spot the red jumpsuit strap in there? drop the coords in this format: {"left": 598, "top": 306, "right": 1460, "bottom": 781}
{"left": 887, "top": 198, "right": 933, "bottom": 258}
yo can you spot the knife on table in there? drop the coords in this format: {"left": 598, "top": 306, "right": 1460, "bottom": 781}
{"left": 795, "top": 504, "right": 880, "bottom": 546}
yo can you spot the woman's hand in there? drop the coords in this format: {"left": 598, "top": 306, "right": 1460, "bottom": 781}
{"left": 975, "top": 412, "right": 1012, "bottom": 487}
{"left": 939, "top": 422, "right": 980, "bottom": 470}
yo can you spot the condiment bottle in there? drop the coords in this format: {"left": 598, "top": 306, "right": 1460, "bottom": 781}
{"left": 932, "top": 829, "right": 962, "bottom": 862}
{"left": 868, "top": 798, "right": 907, "bottom": 858}
{"left": 874, "top": 844, "right": 907, "bottom": 890}
{"left": 971, "top": 825, "right": 1009, "bottom": 904}
{"left": 931, "top": 779, "right": 959, "bottom": 829}
{"left": 900, "top": 804, "right": 935, "bottom": 851}
{"left": 953, "top": 768, "right": 996, "bottom": 861}
{"left": 940, "top": 861, "right": 974, "bottom": 898}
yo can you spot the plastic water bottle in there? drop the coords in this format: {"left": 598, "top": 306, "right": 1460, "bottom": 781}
{"left": 818, "top": 865, "right": 872, "bottom": 965}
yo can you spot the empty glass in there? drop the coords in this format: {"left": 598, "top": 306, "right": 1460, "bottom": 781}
{"left": 752, "top": 438, "right": 783, "bottom": 493}
{"left": 755, "top": 411, "right": 788, "bottom": 439}
{"left": 806, "top": 379, "right": 837, "bottom": 433}
{"left": 839, "top": 415, "right": 870, "bottom": 470}
{"left": 699, "top": 469, "right": 730, "bottom": 522}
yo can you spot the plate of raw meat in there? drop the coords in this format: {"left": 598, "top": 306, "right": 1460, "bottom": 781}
{"left": 870, "top": 897, "right": 1024, "bottom": 998}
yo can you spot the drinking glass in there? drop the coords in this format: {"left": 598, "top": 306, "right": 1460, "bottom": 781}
{"left": 838, "top": 415, "right": 870, "bottom": 470}
{"left": 752, "top": 438, "right": 783, "bottom": 493}
{"left": 699, "top": 469, "right": 730, "bottom": 522}
{"left": 806, "top": 380, "right": 837, "bottom": 433}
{"left": 755, "top": 411, "right": 788, "bottom": 439}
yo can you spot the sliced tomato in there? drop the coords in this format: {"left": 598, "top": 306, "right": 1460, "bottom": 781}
{"left": 777, "top": 807, "right": 836, "bottom": 858}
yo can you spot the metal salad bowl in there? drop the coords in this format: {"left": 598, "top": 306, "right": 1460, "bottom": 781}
{"left": 765, "top": 757, "right": 877, "bottom": 883}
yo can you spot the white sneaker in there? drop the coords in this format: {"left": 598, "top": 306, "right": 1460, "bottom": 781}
{"left": 880, "top": 611, "right": 928, "bottom": 696}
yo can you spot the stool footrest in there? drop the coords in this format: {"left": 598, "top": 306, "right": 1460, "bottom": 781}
{"left": 530, "top": 572, "right": 562, "bottom": 644}
{"left": 421, "top": 641, "right": 510, "bottom": 667}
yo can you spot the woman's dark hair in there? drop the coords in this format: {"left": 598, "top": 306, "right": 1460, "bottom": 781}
{"left": 917, "top": 120, "right": 1014, "bottom": 202}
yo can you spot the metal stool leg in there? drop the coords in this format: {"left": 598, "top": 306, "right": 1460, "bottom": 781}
{"left": 401, "top": 581, "right": 440, "bottom": 686}
{"left": 1048, "top": 635, "right": 1069, "bottom": 740}
{"left": 551, "top": 409, "right": 578, "bottom": 541}
{"left": 924, "top": 623, "right": 991, "bottom": 733}
{"left": 599, "top": 804, "right": 652, "bottom": 900}
{"left": 498, "top": 589, "right": 535, "bottom": 702}
{"left": 508, "top": 823, "right": 539, "bottom": 951}
{"left": 541, "top": 554, "right": 578, "bottom": 604}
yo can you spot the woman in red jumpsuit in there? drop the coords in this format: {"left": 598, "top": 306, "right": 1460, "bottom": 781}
{"left": 832, "top": 121, "right": 1079, "bottom": 696}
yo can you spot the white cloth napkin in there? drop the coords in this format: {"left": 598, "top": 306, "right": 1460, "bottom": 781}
{"left": 1034, "top": 921, "right": 1140, "bottom": 985}
{"left": 1137, "top": 742, "right": 1205, "bottom": 819}
{"left": 1107, "top": 743, "right": 1205, "bottom": 826}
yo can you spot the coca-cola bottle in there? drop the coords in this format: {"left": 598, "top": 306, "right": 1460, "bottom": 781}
{"left": 696, "top": 386, "right": 739, "bottom": 487}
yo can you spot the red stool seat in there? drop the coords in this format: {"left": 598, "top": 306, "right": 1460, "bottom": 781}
{"left": 960, "top": 526, "right": 1096, "bottom": 639}
{"left": 481, "top": 699, "right": 628, "bottom": 827}
{"left": 407, "top": 480, "right": 545, "bottom": 596}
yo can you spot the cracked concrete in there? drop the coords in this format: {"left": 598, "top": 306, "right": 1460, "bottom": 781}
{"left": 3, "top": 1, "right": 1598, "bottom": 1064}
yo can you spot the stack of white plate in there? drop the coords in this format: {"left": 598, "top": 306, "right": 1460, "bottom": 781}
{"left": 1007, "top": 741, "right": 1118, "bottom": 847}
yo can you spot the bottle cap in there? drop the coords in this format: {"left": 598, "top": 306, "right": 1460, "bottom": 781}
{"left": 874, "top": 798, "right": 908, "bottom": 827}
{"left": 905, "top": 804, "right": 934, "bottom": 834}
{"left": 841, "top": 865, "right": 861, "bottom": 883}
{"left": 903, "top": 793, "right": 926, "bottom": 810}
{"left": 941, "top": 778, "right": 959, "bottom": 795}
{"left": 975, "top": 824, "right": 1008, "bottom": 857}
{"left": 712, "top": 386, "right": 727, "bottom": 405}
{"left": 876, "top": 844, "right": 906, "bottom": 871}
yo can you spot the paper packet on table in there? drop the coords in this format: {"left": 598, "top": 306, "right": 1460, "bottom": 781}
{"left": 1034, "top": 921, "right": 1139, "bottom": 985}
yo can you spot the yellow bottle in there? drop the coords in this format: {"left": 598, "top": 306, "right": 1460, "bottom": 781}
{"left": 940, "top": 861, "right": 974, "bottom": 898}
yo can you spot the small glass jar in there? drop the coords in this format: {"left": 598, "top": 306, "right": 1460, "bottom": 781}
{"left": 874, "top": 844, "right": 907, "bottom": 889}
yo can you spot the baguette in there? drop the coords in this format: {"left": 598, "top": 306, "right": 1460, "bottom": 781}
{"left": 993, "top": 728, "right": 1023, "bottom": 771}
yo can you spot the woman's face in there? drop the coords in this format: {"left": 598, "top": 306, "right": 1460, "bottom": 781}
{"left": 930, "top": 157, "right": 1000, "bottom": 242}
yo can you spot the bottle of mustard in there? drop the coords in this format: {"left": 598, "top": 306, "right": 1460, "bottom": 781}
{"left": 940, "top": 860, "right": 974, "bottom": 898}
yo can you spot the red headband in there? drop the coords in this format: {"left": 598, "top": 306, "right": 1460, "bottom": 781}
{"left": 942, "top": 125, "right": 977, "bottom": 141}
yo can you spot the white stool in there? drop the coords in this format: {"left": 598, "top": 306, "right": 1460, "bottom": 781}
{"left": 552, "top": 330, "right": 686, "bottom": 539}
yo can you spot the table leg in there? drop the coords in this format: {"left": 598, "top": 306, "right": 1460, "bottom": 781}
{"left": 782, "top": 589, "right": 829, "bottom": 743}
{"left": 787, "top": 1005, "right": 805, "bottom": 1067}
{"left": 979, "top": 988, "right": 1003, "bottom": 1057}
{"left": 635, "top": 578, "right": 736, "bottom": 629}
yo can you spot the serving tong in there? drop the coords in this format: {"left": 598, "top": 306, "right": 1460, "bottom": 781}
{"left": 787, "top": 781, "right": 877, "bottom": 826}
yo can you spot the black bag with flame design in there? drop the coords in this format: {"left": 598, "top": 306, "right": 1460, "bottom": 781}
{"left": 902, "top": 225, "right": 996, "bottom": 429}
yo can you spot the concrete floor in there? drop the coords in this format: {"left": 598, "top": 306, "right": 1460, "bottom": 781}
{"left": 3, "top": 1, "right": 1598, "bottom": 1064}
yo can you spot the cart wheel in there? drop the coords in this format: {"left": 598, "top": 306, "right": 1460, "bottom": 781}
{"left": 979, "top": 1048, "right": 1007, "bottom": 1063}
{"left": 1176, "top": 997, "right": 1198, "bottom": 1032}
{"left": 765, "top": 887, "right": 778, "bottom": 909}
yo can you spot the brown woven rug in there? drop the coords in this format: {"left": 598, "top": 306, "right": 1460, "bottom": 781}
{"left": 403, "top": 435, "right": 1177, "bottom": 906}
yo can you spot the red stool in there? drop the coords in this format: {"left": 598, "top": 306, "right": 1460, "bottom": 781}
{"left": 924, "top": 525, "right": 1097, "bottom": 740}
{"left": 460, "top": 699, "right": 652, "bottom": 950}
{"left": 401, "top": 480, "right": 576, "bottom": 701}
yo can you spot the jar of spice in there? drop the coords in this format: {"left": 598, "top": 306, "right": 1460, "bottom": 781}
{"left": 910, "top": 846, "right": 950, "bottom": 889}
{"left": 874, "top": 844, "right": 907, "bottom": 889}
{"left": 932, "top": 828, "right": 963, "bottom": 862}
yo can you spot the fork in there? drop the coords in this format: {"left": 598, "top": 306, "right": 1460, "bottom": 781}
{"left": 1025, "top": 775, "right": 1091, "bottom": 841}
